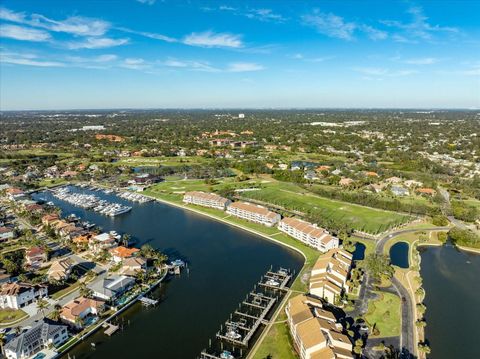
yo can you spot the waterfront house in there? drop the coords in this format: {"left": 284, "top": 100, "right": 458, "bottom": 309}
{"left": 0, "top": 226, "right": 15, "bottom": 241}
{"left": 60, "top": 296, "right": 105, "bottom": 328}
{"left": 109, "top": 246, "right": 140, "bottom": 263}
{"left": 41, "top": 213, "right": 60, "bottom": 227}
{"left": 6, "top": 188, "right": 25, "bottom": 201}
{"left": 226, "top": 201, "right": 281, "bottom": 227}
{"left": 89, "top": 232, "right": 118, "bottom": 254}
{"left": 119, "top": 257, "right": 147, "bottom": 276}
{"left": 4, "top": 320, "right": 69, "bottom": 359}
{"left": 285, "top": 294, "right": 353, "bottom": 359}
{"left": 278, "top": 217, "right": 339, "bottom": 252}
{"left": 88, "top": 275, "right": 135, "bottom": 301}
{"left": 47, "top": 258, "right": 74, "bottom": 282}
{"left": 183, "top": 191, "right": 231, "bottom": 210}
{"left": 25, "top": 246, "right": 47, "bottom": 268}
{"left": 0, "top": 282, "right": 48, "bottom": 309}
{"left": 309, "top": 250, "right": 353, "bottom": 304}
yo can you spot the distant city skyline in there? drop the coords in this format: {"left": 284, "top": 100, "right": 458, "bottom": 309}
{"left": 1, "top": 0, "right": 479, "bottom": 110}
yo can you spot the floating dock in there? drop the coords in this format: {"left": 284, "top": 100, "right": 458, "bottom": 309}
{"left": 139, "top": 296, "right": 159, "bottom": 307}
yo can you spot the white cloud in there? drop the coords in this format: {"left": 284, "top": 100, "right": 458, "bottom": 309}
{"left": 66, "top": 54, "right": 118, "bottom": 63}
{"left": 116, "top": 27, "right": 177, "bottom": 43}
{"left": 183, "top": 31, "right": 243, "bottom": 48}
{"left": 405, "top": 57, "right": 439, "bottom": 65}
{"left": 382, "top": 6, "right": 458, "bottom": 42}
{"left": 245, "top": 8, "right": 286, "bottom": 23}
{"left": 30, "top": 15, "right": 110, "bottom": 36}
{"left": 361, "top": 25, "right": 388, "bottom": 40}
{"left": 0, "top": 52, "right": 63, "bottom": 67}
{"left": 0, "top": 24, "right": 51, "bottom": 41}
{"left": 0, "top": 7, "right": 26, "bottom": 22}
{"left": 227, "top": 62, "right": 264, "bottom": 72}
{"left": 136, "top": 0, "right": 156, "bottom": 4}
{"left": 120, "top": 58, "right": 149, "bottom": 70}
{"left": 66, "top": 37, "right": 129, "bottom": 49}
{"left": 160, "top": 58, "right": 219, "bottom": 72}
{"left": 302, "top": 11, "right": 356, "bottom": 40}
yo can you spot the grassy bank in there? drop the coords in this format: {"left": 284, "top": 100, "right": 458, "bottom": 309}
{"left": 365, "top": 292, "right": 401, "bottom": 337}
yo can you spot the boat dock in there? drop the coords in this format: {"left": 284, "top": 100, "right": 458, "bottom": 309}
{"left": 199, "top": 267, "right": 292, "bottom": 359}
{"left": 103, "top": 322, "right": 119, "bottom": 336}
{"left": 139, "top": 296, "right": 159, "bottom": 307}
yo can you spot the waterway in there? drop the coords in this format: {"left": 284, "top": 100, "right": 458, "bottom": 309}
{"left": 389, "top": 242, "right": 409, "bottom": 268}
{"left": 420, "top": 243, "right": 480, "bottom": 359}
{"left": 33, "top": 186, "right": 304, "bottom": 358}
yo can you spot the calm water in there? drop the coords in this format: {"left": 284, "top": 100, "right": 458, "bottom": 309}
{"left": 33, "top": 186, "right": 303, "bottom": 358}
{"left": 352, "top": 242, "right": 366, "bottom": 260}
{"left": 389, "top": 241, "right": 409, "bottom": 268}
{"left": 420, "top": 244, "right": 480, "bottom": 359}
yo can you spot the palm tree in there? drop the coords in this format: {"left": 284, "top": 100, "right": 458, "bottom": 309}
{"left": 74, "top": 316, "right": 85, "bottom": 329}
{"left": 79, "top": 282, "right": 93, "bottom": 298}
{"left": 121, "top": 234, "right": 131, "bottom": 247}
{"left": 36, "top": 298, "right": 49, "bottom": 318}
{"left": 51, "top": 304, "right": 62, "bottom": 322}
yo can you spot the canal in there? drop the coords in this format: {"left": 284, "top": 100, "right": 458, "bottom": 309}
{"left": 420, "top": 243, "right": 480, "bottom": 359}
{"left": 33, "top": 186, "right": 304, "bottom": 358}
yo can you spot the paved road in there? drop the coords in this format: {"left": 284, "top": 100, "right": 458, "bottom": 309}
{"left": 362, "top": 226, "right": 449, "bottom": 358}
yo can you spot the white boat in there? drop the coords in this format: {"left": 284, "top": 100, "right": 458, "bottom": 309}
{"left": 220, "top": 351, "right": 235, "bottom": 359}
{"left": 225, "top": 330, "right": 241, "bottom": 340}
{"left": 266, "top": 279, "right": 280, "bottom": 287}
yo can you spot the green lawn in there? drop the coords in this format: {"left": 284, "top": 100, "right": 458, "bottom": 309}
{"left": 253, "top": 306, "right": 298, "bottom": 359}
{"left": 365, "top": 292, "right": 401, "bottom": 337}
{"left": 240, "top": 182, "right": 412, "bottom": 234}
{"left": 0, "top": 308, "right": 28, "bottom": 325}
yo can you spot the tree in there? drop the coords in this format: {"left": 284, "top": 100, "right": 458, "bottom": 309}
{"left": 51, "top": 304, "right": 62, "bottom": 321}
{"left": 36, "top": 298, "right": 49, "bottom": 318}
{"left": 79, "top": 282, "right": 93, "bottom": 298}
{"left": 364, "top": 253, "right": 394, "bottom": 282}
{"left": 0, "top": 333, "right": 5, "bottom": 357}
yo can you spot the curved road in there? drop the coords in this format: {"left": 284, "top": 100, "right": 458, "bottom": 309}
{"left": 365, "top": 226, "right": 449, "bottom": 358}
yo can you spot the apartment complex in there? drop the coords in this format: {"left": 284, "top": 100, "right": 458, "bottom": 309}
{"left": 278, "top": 217, "right": 339, "bottom": 252}
{"left": 309, "top": 249, "right": 353, "bottom": 304}
{"left": 226, "top": 201, "right": 281, "bottom": 227}
{"left": 183, "top": 191, "right": 231, "bottom": 210}
{"left": 286, "top": 294, "right": 353, "bottom": 359}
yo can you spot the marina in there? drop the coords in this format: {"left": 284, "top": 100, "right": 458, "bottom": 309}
{"left": 51, "top": 187, "right": 132, "bottom": 217}
{"left": 199, "top": 268, "right": 292, "bottom": 359}
{"left": 32, "top": 186, "right": 303, "bottom": 359}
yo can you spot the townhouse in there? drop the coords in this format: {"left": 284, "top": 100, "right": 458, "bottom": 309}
{"left": 183, "top": 191, "right": 232, "bottom": 210}
{"left": 226, "top": 201, "right": 281, "bottom": 227}
{"left": 0, "top": 282, "right": 48, "bottom": 309}
{"left": 278, "top": 217, "right": 339, "bottom": 252}
{"left": 285, "top": 294, "right": 353, "bottom": 359}
{"left": 309, "top": 249, "right": 353, "bottom": 304}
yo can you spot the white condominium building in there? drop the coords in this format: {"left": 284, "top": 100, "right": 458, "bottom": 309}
{"left": 183, "top": 191, "right": 231, "bottom": 210}
{"left": 278, "top": 217, "right": 339, "bottom": 252}
{"left": 226, "top": 201, "right": 281, "bottom": 227}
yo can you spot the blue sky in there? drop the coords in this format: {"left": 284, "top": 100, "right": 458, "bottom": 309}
{"left": 0, "top": 0, "right": 479, "bottom": 110}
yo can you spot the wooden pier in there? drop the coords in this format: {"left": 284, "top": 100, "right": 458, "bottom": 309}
{"left": 103, "top": 322, "right": 119, "bottom": 336}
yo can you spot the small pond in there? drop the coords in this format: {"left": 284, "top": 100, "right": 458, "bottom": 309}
{"left": 389, "top": 241, "right": 409, "bottom": 268}
{"left": 352, "top": 242, "right": 366, "bottom": 260}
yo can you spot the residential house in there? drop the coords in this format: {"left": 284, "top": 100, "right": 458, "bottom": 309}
{"left": 6, "top": 188, "right": 25, "bottom": 201}
{"left": 278, "top": 217, "right": 339, "bottom": 252}
{"left": 404, "top": 180, "right": 423, "bottom": 188}
{"left": 88, "top": 275, "right": 135, "bottom": 301}
{"left": 183, "top": 191, "right": 231, "bottom": 210}
{"left": 385, "top": 176, "right": 402, "bottom": 184}
{"left": 60, "top": 296, "right": 105, "bottom": 328}
{"left": 47, "top": 258, "right": 74, "bottom": 282}
{"left": 119, "top": 257, "right": 147, "bottom": 276}
{"left": 391, "top": 186, "right": 409, "bottom": 197}
{"left": 0, "top": 226, "right": 15, "bottom": 241}
{"left": 4, "top": 321, "right": 69, "bottom": 359}
{"left": 89, "top": 232, "right": 118, "bottom": 254}
{"left": 417, "top": 188, "right": 437, "bottom": 196}
{"left": 109, "top": 246, "right": 140, "bottom": 263}
{"left": 226, "top": 202, "right": 281, "bottom": 227}
{"left": 339, "top": 178, "right": 354, "bottom": 187}
{"left": 0, "top": 282, "right": 48, "bottom": 309}
{"left": 25, "top": 247, "right": 47, "bottom": 268}
{"left": 41, "top": 213, "right": 60, "bottom": 227}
